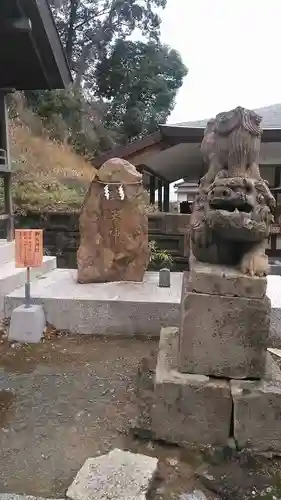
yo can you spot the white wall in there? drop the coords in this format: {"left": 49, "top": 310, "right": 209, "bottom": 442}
{"left": 176, "top": 192, "right": 188, "bottom": 204}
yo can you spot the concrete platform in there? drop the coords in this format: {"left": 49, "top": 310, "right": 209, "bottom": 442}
{"left": 4, "top": 269, "right": 182, "bottom": 335}
{"left": 0, "top": 239, "right": 15, "bottom": 265}
{"left": 0, "top": 256, "right": 57, "bottom": 318}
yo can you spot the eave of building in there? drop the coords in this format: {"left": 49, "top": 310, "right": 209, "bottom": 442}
{"left": 0, "top": 0, "right": 72, "bottom": 90}
{"left": 94, "top": 125, "right": 281, "bottom": 185}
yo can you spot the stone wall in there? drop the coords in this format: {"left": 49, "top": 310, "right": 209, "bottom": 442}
{"left": 1, "top": 212, "right": 190, "bottom": 270}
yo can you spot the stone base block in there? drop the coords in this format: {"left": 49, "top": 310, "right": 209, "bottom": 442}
{"left": 179, "top": 274, "right": 270, "bottom": 378}
{"left": 8, "top": 304, "right": 45, "bottom": 343}
{"left": 151, "top": 327, "right": 232, "bottom": 446}
{"left": 231, "top": 369, "right": 281, "bottom": 453}
{"left": 190, "top": 260, "right": 267, "bottom": 298}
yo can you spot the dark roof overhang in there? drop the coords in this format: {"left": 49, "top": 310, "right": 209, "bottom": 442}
{"left": 0, "top": 0, "right": 72, "bottom": 90}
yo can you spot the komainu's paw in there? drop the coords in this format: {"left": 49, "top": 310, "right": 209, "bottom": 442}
{"left": 239, "top": 251, "right": 268, "bottom": 277}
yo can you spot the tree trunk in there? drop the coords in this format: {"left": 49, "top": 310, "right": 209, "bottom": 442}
{"left": 73, "top": 44, "right": 91, "bottom": 88}
{"left": 65, "top": 0, "right": 79, "bottom": 64}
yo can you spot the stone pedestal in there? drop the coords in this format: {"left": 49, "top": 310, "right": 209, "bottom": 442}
{"left": 151, "top": 327, "right": 232, "bottom": 446}
{"left": 134, "top": 259, "right": 281, "bottom": 452}
{"left": 179, "top": 266, "right": 270, "bottom": 379}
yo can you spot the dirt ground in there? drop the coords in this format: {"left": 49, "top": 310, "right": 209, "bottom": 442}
{"left": 1, "top": 328, "right": 281, "bottom": 500}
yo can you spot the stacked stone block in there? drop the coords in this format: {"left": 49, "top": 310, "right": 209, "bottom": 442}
{"left": 150, "top": 260, "right": 281, "bottom": 452}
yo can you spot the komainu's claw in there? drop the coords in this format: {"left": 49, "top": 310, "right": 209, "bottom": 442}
{"left": 239, "top": 251, "right": 268, "bottom": 277}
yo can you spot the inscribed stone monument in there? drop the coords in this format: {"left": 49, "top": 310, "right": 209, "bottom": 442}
{"left": 77, "top": 158, "right": 149, "bottom": 283}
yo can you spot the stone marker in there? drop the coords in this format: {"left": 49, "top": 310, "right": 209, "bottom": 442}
{"left": 8, "top": 304, "right": 45, "bottom": 343}
{"left": 159, "top": 268, "right": 171, "bottom": 288}
{"left": 66, "top": 448, "right": 158, "bottom": 500}
{"left": 151, "top": 327, "right": 232, "bottom": 446}
{"left": 179, "top": 271, "right": 270, "bottom": 378}
{"left": 77, "top": 158, "right": 149, "bottom": 283}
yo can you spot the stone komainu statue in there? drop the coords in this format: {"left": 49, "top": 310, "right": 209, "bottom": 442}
{"left": 190, "top": 106, "right": 276, "bottom": 276}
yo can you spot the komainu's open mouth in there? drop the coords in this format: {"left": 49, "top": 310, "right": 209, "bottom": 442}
{"left": 209, "top": 198, "right": 253, "bottom": 213}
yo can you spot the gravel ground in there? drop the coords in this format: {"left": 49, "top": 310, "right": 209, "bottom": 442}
{"left": 1, "top": 328, "right": 281, "bottom": 500}
{"left": 0, "top": 330, "right": 202, "bottom": 499}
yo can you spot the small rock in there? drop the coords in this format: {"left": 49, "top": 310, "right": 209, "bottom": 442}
{"left": 66, "top": 448, "right": 158, "bottom": 500}
{"left": 167, "top": 457, "right": 179, "bottom": 467}
{"left": 178, "top": 490, "right": 208, "bottom": 500}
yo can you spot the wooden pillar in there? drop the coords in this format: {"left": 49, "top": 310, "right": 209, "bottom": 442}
{"left": 157, "top": 179, "right": 163, "bottom": 211}
{"left": 149, "top": 175, "right": 156, "bottom": 205}
{"left": 163, "top": 181, "right": 170, "bottom": 212}
{"left": 0, "top": 92, "right": 14, "bottom": 241}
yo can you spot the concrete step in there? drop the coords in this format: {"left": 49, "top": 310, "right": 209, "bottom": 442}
{"left": 4, "top": 269, "right": 182, "bottom": 335}
{"left": 0, "top": 239, "right": 15, "bottom": 265}
{"left": 0, "top": 256, "right": 57, "bottom": 318}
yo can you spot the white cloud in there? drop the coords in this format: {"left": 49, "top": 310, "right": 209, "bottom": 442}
{"left": 161, "top": 0, "right": 281, "bottom": 123}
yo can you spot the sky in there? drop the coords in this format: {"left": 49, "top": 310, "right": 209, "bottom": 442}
{"left": 160, "top": 0, "right": 281, "bottom": 124}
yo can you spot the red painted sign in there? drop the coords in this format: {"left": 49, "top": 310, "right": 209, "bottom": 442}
{"left": 15, "top": 229, "right": 43, "bottom": 268}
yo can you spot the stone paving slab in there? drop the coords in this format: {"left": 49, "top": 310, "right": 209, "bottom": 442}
{"left": 66, "top": 448, "right": 158, "bottom": 500}
{"left": 5, "top": 270, "right": 182, "bottom": 336}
